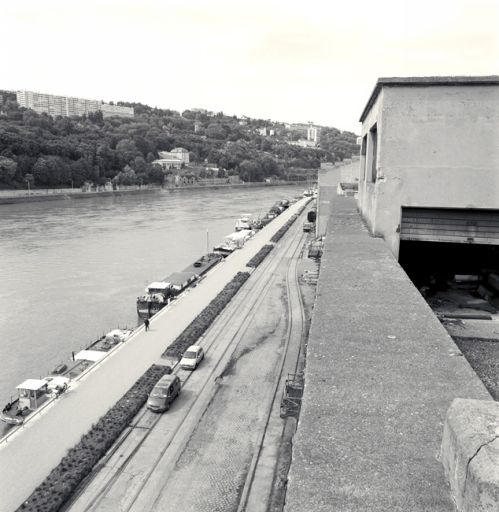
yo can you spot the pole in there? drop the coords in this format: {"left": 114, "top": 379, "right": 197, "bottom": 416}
{"left": 27, "top": 180, "right": 30, "bottom": 196}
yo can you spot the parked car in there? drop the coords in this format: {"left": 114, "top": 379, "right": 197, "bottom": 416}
{"left": 303, "top": 222, "right": 313, "bottom": 232}
{"left": 180, "top": 345, "right": 204, "bottom": 370}
{"left": 147, "top": 374, "right": 181, "bottom": 412}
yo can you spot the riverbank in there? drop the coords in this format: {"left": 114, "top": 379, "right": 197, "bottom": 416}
{"left": 0, "top": 181, "right": 312, "bottom": 205}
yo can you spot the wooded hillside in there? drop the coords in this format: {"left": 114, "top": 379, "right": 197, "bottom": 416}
{"left": 0, "top": 91, "right": 358, "bottom": 188}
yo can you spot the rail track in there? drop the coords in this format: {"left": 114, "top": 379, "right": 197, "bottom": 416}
{"left": 237, "top": 222, "right": 307, "bottom": 512}
{"left": 64, "top": 208, "right": 310, "bottom": 512}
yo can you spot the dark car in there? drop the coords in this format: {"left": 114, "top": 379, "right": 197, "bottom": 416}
{"left": 147, "top": 374, "right": 181, "bottom": 412}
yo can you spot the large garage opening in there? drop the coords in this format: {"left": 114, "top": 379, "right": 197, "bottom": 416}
{"left": 398, "top": 207, "right": 499, "bottom": 315}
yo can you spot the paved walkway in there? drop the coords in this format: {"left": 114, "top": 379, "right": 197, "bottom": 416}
{"left": 284, "top": 196, "right": 491, "bottom": 512}
{"left": 0, "top": 198, "right": 307, "bottom": 512}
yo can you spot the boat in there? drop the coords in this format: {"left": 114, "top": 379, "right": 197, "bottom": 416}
{"left": 137, "top": 281, "right": 173, "bottom": 319}
{"left": 1, "top": 327, "right": 133, "bottom": 429}
{"left": 136, "top": 253, "right": 222, "bottom": 319}
{"left": 214, "top": 230, "right": 253, "bottom": 257}
{"left": 1, "top": 379, "right": 50, "bottom": 425}
{"left": 136, "top": 273, "right": 197, "bottom": 320}
{"left": 235, "top": 213, "right": 253, "bottom": 231}
{"left": 65, "top": 328, "right": 133, "bottom": 378}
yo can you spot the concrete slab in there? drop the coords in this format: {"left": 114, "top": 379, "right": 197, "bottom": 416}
{"left": 440, "top": 398, "right": 499, "bottom": 512}
{"left": 285, "top": 196, "right": 491, "bottom": 512}
{"left": 442, "top": 318, "right": 499, "bottom": 340}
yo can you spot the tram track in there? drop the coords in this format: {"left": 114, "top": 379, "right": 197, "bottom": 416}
{"left": 237, "top": 222, "right": 307, "bottom": 512}
{"left": 64, "top": 207, "right": 309, "bottom": 512}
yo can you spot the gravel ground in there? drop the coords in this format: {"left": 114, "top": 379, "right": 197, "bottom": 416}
{"left": 452, "top": 336, "right": 499, "bottom": 400}
{"left": 149, "top": 272, "right": 288, "bottom": 512}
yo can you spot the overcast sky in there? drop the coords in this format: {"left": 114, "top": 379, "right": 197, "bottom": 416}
{"left": 1, "top": 0, "right": 498, "bottom": 133}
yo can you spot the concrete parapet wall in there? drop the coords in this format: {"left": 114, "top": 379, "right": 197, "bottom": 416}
{"left": 317, "top": 160, "right": 359, "bottom": 237}
{"left": 285, "top": 196, "right": 491, "bottom": 512}
{"left": 440, "top": 398, "right": 499, "bottom": 511}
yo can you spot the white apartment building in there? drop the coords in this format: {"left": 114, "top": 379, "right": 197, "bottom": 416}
{"left": 16, "top": 90, "right": 134, "bottom": 118}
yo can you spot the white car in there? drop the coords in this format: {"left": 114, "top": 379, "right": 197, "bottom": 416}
{"left": 179, "top": 345, "right": 204, "bottom": 370}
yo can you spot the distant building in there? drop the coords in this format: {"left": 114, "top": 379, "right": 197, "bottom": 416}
{"left": 357, "top": 76, "right": 499, "bottom": 258}
{"left": 153, "top": 147, "right": 190, "bottom": 170}
{"left": 159, "top": 148, "right": 189, "bottom": 164}
{"left": 16, "top": 90, "right": 134, "bottom": 118}
{"left": 307, "top": 122, "right": 318, "bottom": 143}
{"left": 289, "top": 139, "right": 319, "bottom": 149}
{"left": 99, "top": 103, "right": 135, "bottom": 118}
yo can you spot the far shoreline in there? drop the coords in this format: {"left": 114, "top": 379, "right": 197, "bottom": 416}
{"left": 0, "top": 181, "right": 313, "bottom": 205}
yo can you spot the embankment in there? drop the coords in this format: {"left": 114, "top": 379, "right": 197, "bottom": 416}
{"left": 0, "top": 181, "right": 310, "bottom": 205}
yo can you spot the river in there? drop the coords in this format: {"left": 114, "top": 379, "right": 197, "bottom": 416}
{"left": 0, "top": 185, "right": 305, "bottom": 404}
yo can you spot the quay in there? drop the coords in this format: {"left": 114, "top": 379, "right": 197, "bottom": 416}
{"left": 0, "top": 198, "right": 307, "bottom": 512}
{"left": 284, "top": 192, "right": 492, "bottom": 511}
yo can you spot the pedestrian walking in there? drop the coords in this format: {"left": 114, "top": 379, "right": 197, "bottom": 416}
{"left": 144, "top": 318, "right": 150, "bottom": 331}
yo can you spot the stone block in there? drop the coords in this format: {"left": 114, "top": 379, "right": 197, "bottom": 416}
{"left": 440, "top": 398, "right": 499, "bottom": 511}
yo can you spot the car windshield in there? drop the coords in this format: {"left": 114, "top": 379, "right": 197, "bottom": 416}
{"left": 184, "top": 351, "right": 197, "bottom": 359}
{"left": 151, "top": 387, "right": 168, "bottom": 398}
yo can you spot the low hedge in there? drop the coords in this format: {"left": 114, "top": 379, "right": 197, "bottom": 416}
{"left": 17, "top": 364, "right": 171, "bottom": 512}
{"left": 270, "top": 214, "right": 299, "bottom": 243}
{"left": 246, "top": 244, "right": 274, "bottom": 268}
{"left": 162, "top": 271, "right": 250, "bottom": 359}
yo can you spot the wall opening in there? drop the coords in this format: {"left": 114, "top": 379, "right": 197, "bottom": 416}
{"left": 399, "top": 240, "right": 499, "bottom": 320}
{"left": 361, "top": 135, "right": 367, "bottom": 181}
{"left": 369, "top": 124, "right": 377, "bottom": 182}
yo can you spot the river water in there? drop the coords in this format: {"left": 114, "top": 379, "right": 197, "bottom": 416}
{"left": 0, "top": 185, "right": 305, "bottom": 404}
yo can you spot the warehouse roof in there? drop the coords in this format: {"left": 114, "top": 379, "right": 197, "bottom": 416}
{"left": 359, "top": 75, "right": 499, "bottom": 122}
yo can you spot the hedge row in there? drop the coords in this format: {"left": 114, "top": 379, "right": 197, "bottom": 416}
{"left": 162, "top": 271, "right": 250, "bottom": 359}
{"left": 17, "top": 364, "right": 171, "bottom": 512}
{"left": 270, "top": 214, "right": 299, "bottom": 243}
{"left": 246, "top": 244, "right": 274, "bottom": 268}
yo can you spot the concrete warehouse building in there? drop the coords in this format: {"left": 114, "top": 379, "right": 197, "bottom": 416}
{"left": 357, "top": 76, "right": 499, "bottom": 279}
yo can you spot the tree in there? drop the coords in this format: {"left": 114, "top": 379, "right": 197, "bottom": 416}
{"left": 239, "top": 160, "right": 263, "bottom": 182}
{"left": 32, "top": 156, "right": 69, "bottom": 186}
{"left": 115, "top": 139, "right": 140, "bottom": 167}
{"left": 147, "top": 164, "right": 165, "bottom": 184}
{"left": 0, "top": 156, "right": 17, "bottom": 182}
{"left": 112, "top": 164, "right": 137, "bottom": 186}
{"left": 133, "top": 156, "right": 147, "bottom": 174}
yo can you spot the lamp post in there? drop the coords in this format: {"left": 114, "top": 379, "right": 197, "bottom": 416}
{"left": 24, "top": 173, "right": 33, "bottom": 196}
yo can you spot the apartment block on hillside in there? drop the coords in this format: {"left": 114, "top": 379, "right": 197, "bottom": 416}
{"left": 16, "top": 90, "right": 134, "bottom": 118}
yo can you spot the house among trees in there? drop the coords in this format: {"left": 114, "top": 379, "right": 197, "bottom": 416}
{"left": 152, "top": 148, "right": 190, "bottom": 170}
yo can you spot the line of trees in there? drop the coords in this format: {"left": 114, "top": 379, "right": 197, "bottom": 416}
{"left": 0, "top": 91, "right": 359, "bottom": 189}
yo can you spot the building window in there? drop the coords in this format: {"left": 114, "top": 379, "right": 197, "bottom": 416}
{"left": 369, "top": 124, "right": 377, "bottom": 182}
{"left": 361, "top": 135, "right": 367, "bottom": 180}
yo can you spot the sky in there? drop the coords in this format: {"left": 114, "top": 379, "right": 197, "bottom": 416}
{"left": 1, "top": 0, "right": 498, "bottom": 134}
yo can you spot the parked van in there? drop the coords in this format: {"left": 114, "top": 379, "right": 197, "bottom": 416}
{"left": 307, "top": 209, "right": 317, "bottom": 223}
{"left": 147, "top": 374, "right": 181, "bottom": 412}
